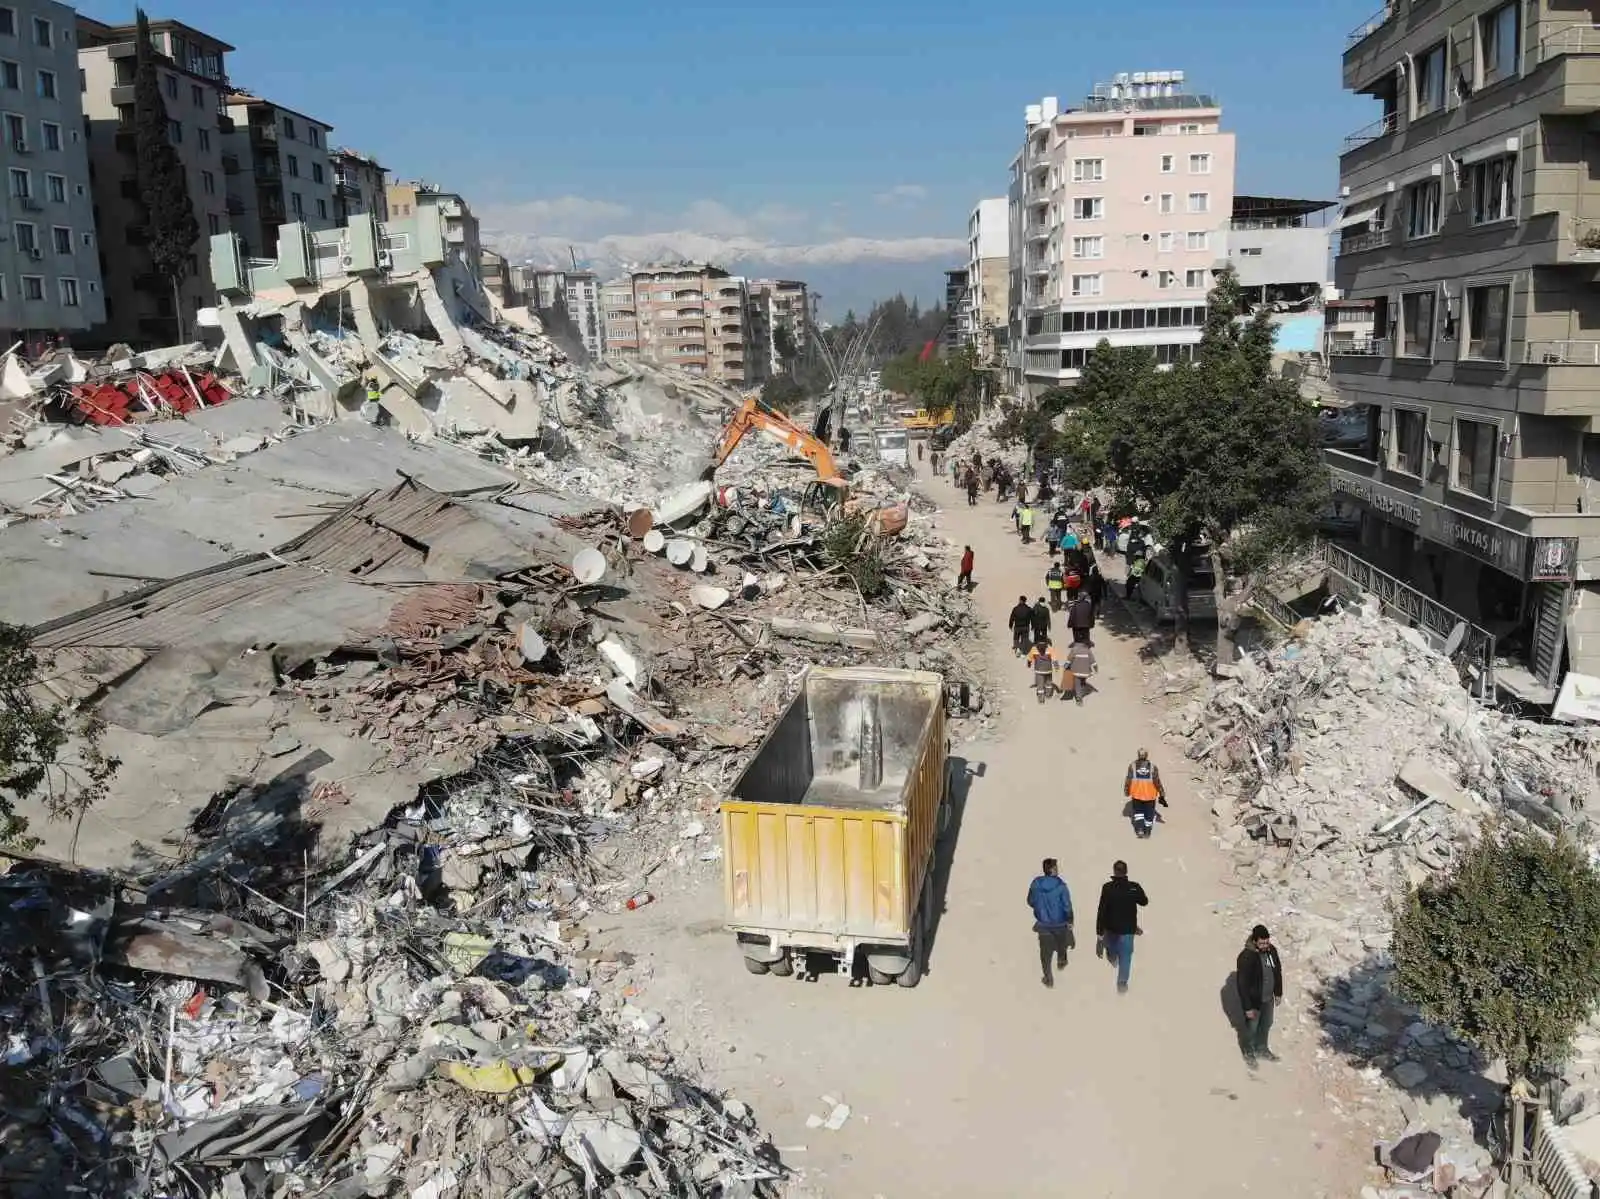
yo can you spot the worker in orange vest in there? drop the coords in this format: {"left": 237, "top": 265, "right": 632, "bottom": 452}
{"left": 1124, "top": 749, "right": 1167, "bottom": 839}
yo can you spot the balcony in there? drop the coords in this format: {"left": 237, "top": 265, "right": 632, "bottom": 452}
{"left": 249, "top": 122, "right": 278, "bottom": 146}
{"left": 220, "top": 152, "right": 240, "bottom": 175}
{"left": 1346, "top": 4, "right": 1395, "bottom": 49}
{"left": 1026, "top": 224, "right": 1050, "bottom": 242}
{"left": 109, "top": 84, "right": 134, "bottom": 106}
{"left": 225, "top": 196, "right": 245, "bottom": 215}
{"left": 1328, "top": 337, "right": 1387, "bottom": 357}
{"left": 113, "top": 129, "right": 136, "bottom": 154}
{"left": 1525, "top": 340, "right": 1600, "bottom": 366}
{"left": 1342, "top": 112, "right": 1397, "bottom": 153}
{"left": 1539, "top": 25, "right": 1600, "bottom": 66}
{"left": 1340, "top": 225, "right": 1392, "bottom": 255}
{"left": 218, "top": 113, "right": 235, "bottom": 133}
{"left": 254, "top": 157, "right": 281, "bottom": 181}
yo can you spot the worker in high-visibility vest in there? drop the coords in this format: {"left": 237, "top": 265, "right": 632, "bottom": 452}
{"left": 1124, "top": 749, "right": 1167, "bottom": 839}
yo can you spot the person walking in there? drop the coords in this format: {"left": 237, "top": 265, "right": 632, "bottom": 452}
{"left": 1086, "top": 563, "right": 1106, "bottom": 618}
{"left": 1062, "top": 638, "right": 1095, "bottom": 704}
{"left": 1018, "top": 503, "right": 1035, "bottom": 544}
{"left": 1017, "top": 479, "right": 1029, "bottom": 506}
{"left": 1026, "top": 858, "right": 1075, "bottom": 988}
{"left": 917, "top": 439, "right": 925, "bottom": 462}
{"left": 966, "top": 473, "right": 979, "bottom": 507}
{"left": 1123, "top": 749, "right": 1167, "bottom": 838}
{"left": 1026, "top": 636, "right": 1059, "bottom": 703}
{"left": 1235, "top": 925, "right": 1284, "bottom": 1067}
{"left": 1030, "top": 596, "right": 1052, "bottom": 647}
{"left": 1045, "top": 562, "right": 1065, "bottom": 609}
{"left": 957, "top": 545, "right": 975, "bottom": 590}
{"left": 1066, "top": 591, "right": 1095, "bottom": 645}
{"left": 839, "top": 427, "right": 853, "bottom": 454}
{"left": 1008, "top": 595, "right": 1034, "bottom": 657}
{"left": 1094, "top": 861, "right": 1149, "bottom": 993}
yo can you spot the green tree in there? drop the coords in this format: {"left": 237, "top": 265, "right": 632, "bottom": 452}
{"left": 1391, "top": 824, "right": 1600, "bottom": 1089}
{"left": 760, "top": 374, "right": 807, "bottom": 413}
{"left": 0, "top": 623, "right": 119, "bottom": 849}
{"left": 134, "top": 9, "right": 200, "bottom": 344}
{"left": 1084, "top": 268, "right": 1326, "bottom": 660}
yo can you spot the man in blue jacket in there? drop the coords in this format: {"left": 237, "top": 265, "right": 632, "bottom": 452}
{"left": 1027, "top": 858, "right": 1074, "bottom": 988}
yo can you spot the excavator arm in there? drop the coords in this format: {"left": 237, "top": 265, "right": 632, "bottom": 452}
{"left": 703, "top": 397, "right": 848, "bottom": 494}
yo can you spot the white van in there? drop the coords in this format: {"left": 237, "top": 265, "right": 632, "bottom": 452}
{"left": 1138, "top": 550, "right": 1218, "bottom": 623}
{"left": 875, "top": 427, "right": 910, "bottom": 468}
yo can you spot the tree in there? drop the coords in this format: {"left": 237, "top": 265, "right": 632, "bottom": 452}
{"left": 760, "top": 374, "right": 806, "bottom": 413}
{"left": 0, "top": 623, "right": 118, "bottom": 850}
{"left": 133, "top": 9, "right": 200, "bottom": 345}
{"left": 1391, "top": 824, "right": 1600, "bottom": 1088}
{"left": 1082, "top": 268, "right": 1326, "bottom": 661}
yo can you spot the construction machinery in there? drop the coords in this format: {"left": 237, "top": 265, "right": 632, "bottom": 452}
{"left": 702, "top": 396, "right": 849, "bottom": 503}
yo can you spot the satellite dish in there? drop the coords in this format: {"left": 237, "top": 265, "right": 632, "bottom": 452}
{"left": 665, "top": 539, "right": 694, "bottom": 567}
{"left": 1443, "top": 621, "right": 1467, "bottom": 657}
{"left": 642, "top": 529, "right": 666, "bottom": 553}
{"left": 571, "top": 548, "right": 606, "bottom": 585}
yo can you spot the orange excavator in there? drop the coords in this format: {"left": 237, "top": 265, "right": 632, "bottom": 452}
{"left": 702, "top": 396, "right": 849, "bottom": 504}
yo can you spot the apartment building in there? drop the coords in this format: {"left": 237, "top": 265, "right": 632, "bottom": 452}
{"left": 944, "top": 268, "right": 969, "bottom": 352}
{"left": 387, "top": 182, "right": 480, "bottom": 280}
{"left": 967, "top": 198, "right": 1009, "bottom": 365}
{"left": 222, "top": 93, "right": 333, "bottom": 260}
{"left": 0, "top": 3, "right": 106, "bottom": 345}
{"left": 79, "top": 16, "right": 229, "bottom": 346}
{"left": 331, "top": 147, "right": 387, "bottom": 227}
{"left": 625, "top": 263, "right": 757, "bottom": 385}
{"left": 564, "top": 270, "right": 603, "bottom": 360}
{"left": 600, "top": 277, "right": 637, "bottom": 359}
{"left": 1329, "top": 0, "right": 1600, "bottom": 701}
{"left": 748, "top": 278, "right": 810, "bottom": 375}
{"left": 1008, "top": 73, "right": 1236, "bottom": 395}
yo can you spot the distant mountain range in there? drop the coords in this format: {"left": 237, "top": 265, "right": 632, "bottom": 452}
{"left": 480, "top": 229, "right": 965, "bottom": 320}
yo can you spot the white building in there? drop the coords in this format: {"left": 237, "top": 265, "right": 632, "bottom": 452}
{"left": 966, "top": 197, "right": 1008, "bottom": 363}
{"left": 563, "top": 270, "right": 602, "bottom": 359}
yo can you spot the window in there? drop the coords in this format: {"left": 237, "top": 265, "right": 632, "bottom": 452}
{"left": 1160, "top": 154, "right": 1174, "bottom": 174}
{"left": 287, "top": 154, "right": 299, "bottom": 177}
{"left": 316, "top": 197, "right": 327, "bottom": 219}
{"left": 1479, "top": 2, "right": 1519, "bottom": 87}
{"left": 1465, "top": 282, "right": 1510, "bottom": 360}
{"left": 1185, "top": 269, "right": 1207, "bottom": 288}
{"left": 166, "top": 118, "right": 181, "bottom": 145}
{"left": 1072, "top": 158, "right": 1104, "bottom": 182}
{"left": 163, "top": 73, "right": 176, "bottom": 100}
{"left": 40, "top": 120, "right": 57, "bottom": 151}
{"left": 1072, "top": 197, "right": 1103, "bottom": 220}
{"left": 50, "top": 225, "right": 68, "bottom": 253}
{"left": 0, "top": 9, "right": 13, "bottom": 36}
{"left": 1414, "top": 41, "right": 1446, "bottom": 117}
{"left": 31, "top": 16, "right": 46, "bottom": 47}
{"left": 201, "top": 170, "right": 215, "bottom": 195}
{"left": 1405, "top": 178, "right": 1441, "bottom": 238}
{"left": 2, "top": 111, "right": 19, "bottom": 145}
{"left": 1187, "top": 192, "right": 1210, "bottom": 214}
{"left": 1238, "top": 246, "right": 1263, "bottom": 256}
{"left": 1158, "top": 270, "right": 1177, "bottom": 289}
{"left": 197, "top": 127, "right": 210, "bottom": 152}
{"left": 1186, "top": 231, "right": 1209, "bottom": 251}
{"left": 312, "top": 162, "right": 323, "bottom": 184}
{"left": 1070, "top": 273, "right": 1103, "bottom": 297}
{"left": 2, "top": 60, "right": 19, "bottom": 89}
{"left": 1470, "top": 153, "right": 1516, "bottom": 224}
{"left": 35, "top": 69, "right": 53, "bottom": 99}
{"left": 1157, "top": 231, "right": 1174, "bottom": 252}
{"left": 1188, "top": 153, "right": 1211, "bottom": 174}
{"left": 1454, "top": 417, "right": 1498, "bottom": 498}
{"left": 191, "top": 83, "right": 202, "bottom": 107}
{"left": 1159, "top": 192, "right": 1175, "bottom": 214}
{"left": 1071, "top": 235, "right": 1104, "bottom": 259}
{"left": 8, "top": 166, "right": 27, "bottom": 197}
{"left": 282, "top": 116, "right": 296, "bottom": 139}
{"left": 20, "top": 274, "right": 41, "bottom": 300}
{"left": 1393, "top": 408, "right": 1427, "bottom": 476}
{"left": 1400, "top": 290, "right": 1436, "bottom": 358}
{"left": 12, "top": 221, "right": 33, "bottom": 251}
{"left": 290, "top": 191, "right": 303, "bottom": 216}
{"left": 1177, "top": 122, "right": 1200, "bottom": 134}
{"left": 207, "top": 213, "right": 220, "bottom": 235}
{"left": 45, "top": 173, "right": 63, "bottom": 202}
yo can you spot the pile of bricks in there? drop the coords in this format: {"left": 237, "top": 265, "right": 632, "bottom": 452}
{"left": 68, "top": 370, "right": 232, "bottom": 426}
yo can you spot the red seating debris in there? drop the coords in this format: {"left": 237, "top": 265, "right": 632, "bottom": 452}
{"left": 67, "top": 371, "right": 232, "bottom": 426}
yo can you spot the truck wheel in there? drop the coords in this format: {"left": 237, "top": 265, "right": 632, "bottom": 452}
{"left": 769, "top": 952, "right": 795, "bottom": 977}
{"left": 743, "top": 956, "right": 771, "bottom": 976}
{"left": 895, "top": 946, "right": 923, "bottom": 988}
{"left": 866, "top": 964, "right": 894, "bottom": 985}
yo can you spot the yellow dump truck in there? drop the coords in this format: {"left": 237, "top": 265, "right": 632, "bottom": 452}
{"left": 721, "top": 667, "right": 949, "bottom": 987}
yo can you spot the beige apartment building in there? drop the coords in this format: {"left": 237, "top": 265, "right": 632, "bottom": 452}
{"left": 613, "top": 263, "right": 758, "bottom": 385}
{"left": 1009, "top": 73, "right": 1237, "bottom": 394}
{"left": 966, "top": 198, "right": 1009, "bottom": 365}
{"left": 222, "top": 93, "right": 334, "bottom": 260}
{"left": 388, "top": 182, "right": 480, "bottom": 281}
{"left": 600, "top": 277, "right": 637, "bottom": 359}
{"left": 1327, "top": 0, "right": 1600, "bottom": 703}
{"left": 331, "top": 147, "right": 387, "bottom": 227}
{"left": 749, "top": 278, "right": 810, "bottom": 375}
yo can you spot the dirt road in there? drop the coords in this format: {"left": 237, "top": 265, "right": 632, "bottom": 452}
{"left": 602, "top": 462, "right": 1368, "bottom": 1197}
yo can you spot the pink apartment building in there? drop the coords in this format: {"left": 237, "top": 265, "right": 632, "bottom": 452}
{"left": 1010, "top": 72, "right": 1236, "bottom": 394}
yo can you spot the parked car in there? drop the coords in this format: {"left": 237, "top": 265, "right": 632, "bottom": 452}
{"left": 930, "top": 424, "right": 957, "bottom": 451}
{"left": 1137, "top": 549, "right": 1218, "bottom": 624}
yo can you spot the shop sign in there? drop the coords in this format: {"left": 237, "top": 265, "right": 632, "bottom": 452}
{"left": 1328, "top": 466, "right": 1530, "bottom": 578}
{"left": 1529, "top": 537, "right": 1577, "bottom": 583}
{"left": 1329, "top": 472, "right": 1421, "bottom": 526}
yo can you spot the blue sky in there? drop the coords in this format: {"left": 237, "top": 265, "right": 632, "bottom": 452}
{"left": 85, "top": 0, "right": 1379, "bottom": 308}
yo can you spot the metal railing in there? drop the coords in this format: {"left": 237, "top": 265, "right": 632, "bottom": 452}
{"left": 1346, "top": 4, "right": 1396, "bottom": 48}
{"left": 1340, "top": 225, "right": 1392, "bottom": 254}
{"left": 1524, "top": 340, "right": 1600, "bottom": 365}
{"left": 1539, "top": 24, "right": 1600, "bottom": 64}
{"left": 1328, "top": 337, "right": 1388, "bottom": 357}
{"left": 1342, "top": 111, "right": 1398, "bottom": 152}
{"left": 1247, "top": 587, "right": 1304, "bottom": 632}
{"left": 1317, "top": 542, "right": 1496, "bottom": 693}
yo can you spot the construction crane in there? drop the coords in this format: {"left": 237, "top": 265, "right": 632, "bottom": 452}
{"left": 701, "top": 396, "right": 848, "bottom": 504}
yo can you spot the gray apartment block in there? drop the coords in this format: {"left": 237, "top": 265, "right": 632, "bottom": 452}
{"left": 0, "top": 2, "right": 105, "bottom": 343}
{"left": 1331, "top": 0, "right": 1600, "bottom": 701}
{"left": 222, "top": 93, "right": 334, "bottom": 263}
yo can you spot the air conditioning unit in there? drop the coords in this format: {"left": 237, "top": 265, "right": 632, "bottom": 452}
{"left": 340, "top": 254, "right": 355, "bottom": 268}
{"left": 375, "top": 250, "right": 393, "bottom": 269}
{"left": 27, "top": 247, "right": 41, "bottom": 259}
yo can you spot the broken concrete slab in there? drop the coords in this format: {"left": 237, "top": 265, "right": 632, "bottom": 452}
{"left": 768, "top": 617, "right": 879, "bottom": 650}
{"left": 1397, "top": 753, "right": 1476, "bottom": 814}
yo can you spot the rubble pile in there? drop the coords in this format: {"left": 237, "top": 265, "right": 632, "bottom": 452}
{"left": 1170, "top": 598, "right": 1600, "bottom": 1182}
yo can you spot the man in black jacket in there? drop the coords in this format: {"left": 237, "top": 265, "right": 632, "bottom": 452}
{"left": 1235, "top": 924, "right": 1285, "bottom": 1067}
{"left": 1008, "top": 596, "right": 1033, "bottom": 656}
{"left": 1030, "top": 597, "right": 1052, "bottom": 645}
{"left": 1066, "top": 592, "right": 1095, "bottom": 645}
{"left": 1094, "top": 861, "right": 1148, "bottom": 993}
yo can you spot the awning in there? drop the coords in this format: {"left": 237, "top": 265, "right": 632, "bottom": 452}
{"left": 1338, "top": 201, "right": 1384, "bottom": 229}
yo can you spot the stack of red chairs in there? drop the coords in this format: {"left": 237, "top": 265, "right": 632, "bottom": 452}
{"left": 68, "top": 370, "right": 232, "bottom": 426}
